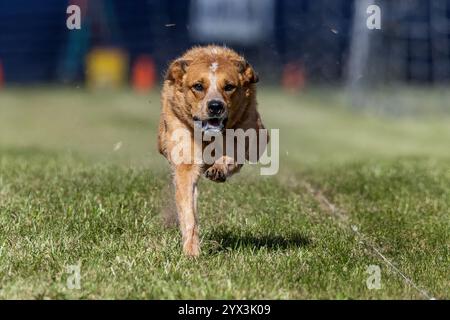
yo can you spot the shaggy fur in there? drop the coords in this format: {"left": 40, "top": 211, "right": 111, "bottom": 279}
{"left": 158, "top": 45, "right": 267, "bottom": 256}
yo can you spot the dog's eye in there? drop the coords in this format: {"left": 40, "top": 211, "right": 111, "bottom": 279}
{"left": 224, "top": 84, "right": 236, "bottom": 92}
{"left": 193, "top": 83, "right": 204, "bottom": 92}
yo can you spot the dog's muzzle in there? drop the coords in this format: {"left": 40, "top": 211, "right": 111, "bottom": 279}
{"left": 193, "top": 116, "right": 228, "bottom": 135}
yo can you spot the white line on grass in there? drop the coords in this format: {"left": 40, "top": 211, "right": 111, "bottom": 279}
{"left": 302, "top": 181, "right": 436, "bottom": 300}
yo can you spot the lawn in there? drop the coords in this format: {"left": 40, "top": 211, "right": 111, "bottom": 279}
{"left": 0, "top": 87, "right": 449, "bottom": 299}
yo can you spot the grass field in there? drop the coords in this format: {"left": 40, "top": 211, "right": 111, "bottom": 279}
{"left": 0, "top": 87, "right": 449, "bottom": 299}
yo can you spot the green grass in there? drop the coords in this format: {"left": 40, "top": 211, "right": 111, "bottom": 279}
{"left": 0, "top": 87, "right": 449, "bottom": 299}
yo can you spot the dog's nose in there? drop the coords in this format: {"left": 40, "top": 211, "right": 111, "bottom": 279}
{"left": 207, "top": 100, "right": 224, "bottom": 116}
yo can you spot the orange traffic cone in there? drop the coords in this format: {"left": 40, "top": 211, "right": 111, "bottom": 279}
{"left": 132, "top": 55, "right": 156, "bottom": 93}
{"left": 282, "top": 62, "right": 305, "bottom": 93}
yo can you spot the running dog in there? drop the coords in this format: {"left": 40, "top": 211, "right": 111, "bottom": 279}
{"left": 158, "top": 45, "right": 267, "bottom": 256}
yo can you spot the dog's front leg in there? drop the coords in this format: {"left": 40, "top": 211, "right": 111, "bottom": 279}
{"left": 204, "top": 156, "right": 242, "bottom": 182}
{"left": 173, "top": 164, "right": 201, "bottom": 257}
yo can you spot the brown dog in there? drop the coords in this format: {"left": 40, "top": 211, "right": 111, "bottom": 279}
{"left": 158, "top": 45, "right": 267, "bottom": 256}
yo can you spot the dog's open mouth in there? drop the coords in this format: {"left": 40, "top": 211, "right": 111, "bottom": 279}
{"left": 194, "top": 117, "right": 227, "bottom": 134}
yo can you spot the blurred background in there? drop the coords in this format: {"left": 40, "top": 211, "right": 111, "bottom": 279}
{"left": 0, "top": 0, "right": 449, "bottom": 107}
{"left": 0, "top": 0, "right": 449, "bottom": 167}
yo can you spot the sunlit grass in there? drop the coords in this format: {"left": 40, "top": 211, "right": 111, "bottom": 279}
{"left": 0, "top": 87, "right": 448, "bottom": 298}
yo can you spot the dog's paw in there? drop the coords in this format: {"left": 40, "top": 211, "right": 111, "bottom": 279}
{"left": 205, "top": 165, "right": 227, "bottom": 183}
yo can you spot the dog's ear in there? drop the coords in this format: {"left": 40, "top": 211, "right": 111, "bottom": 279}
{"left": 233, "top": 59, "right": 259, "bottom": 85}
{"left": 165, "top": 59, "right": 191, "bottom": 84}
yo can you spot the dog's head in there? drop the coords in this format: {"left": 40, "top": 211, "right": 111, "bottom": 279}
{"left": 165, "top": 46, "right": 258, "bottom": 134}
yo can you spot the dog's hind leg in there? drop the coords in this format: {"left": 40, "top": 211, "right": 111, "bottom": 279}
{"left": 173, "top": 164, "right": 201, "bottom": 257}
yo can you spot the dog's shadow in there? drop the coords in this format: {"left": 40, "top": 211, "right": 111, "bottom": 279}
{"left": 205, "top": 229, "right": 311, "bottom": 254}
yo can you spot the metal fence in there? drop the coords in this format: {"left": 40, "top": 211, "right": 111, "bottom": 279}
{"left": 0, "top": 0, "right": 449, "bottom": 88}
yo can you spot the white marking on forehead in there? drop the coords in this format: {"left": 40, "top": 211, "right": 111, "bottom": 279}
{"left": 207, "top": 65, "right": 219, "bottom": 98}
{"left": 211, "top": 48, "right": 218, "bottom": 55}
{"left": 210, "top": 62, "right": 219, "bottom": 73}
{"left": 209, "top": 72, "right": 217, "bottom": 90}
